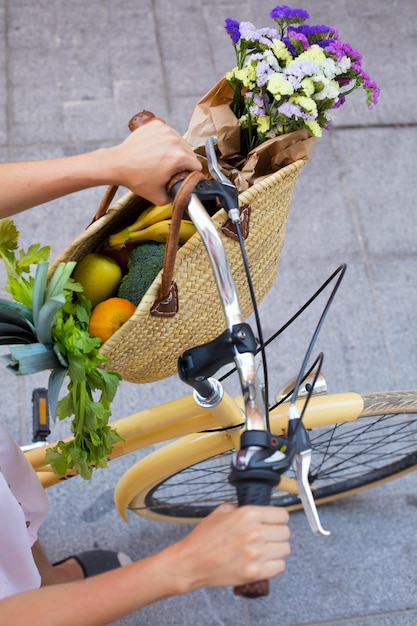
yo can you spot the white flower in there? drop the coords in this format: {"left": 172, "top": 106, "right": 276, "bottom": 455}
{"left": 336, "top": 55, "right": 351, "bottom": 74}
{"left": 321, "top": 58, "right": 338, "bottom": 79}
{"left": 263, "top": 49, "right": 281, "bottom": 72}
{"left": 314, "top": 77, "right": 340, "bottom": 101}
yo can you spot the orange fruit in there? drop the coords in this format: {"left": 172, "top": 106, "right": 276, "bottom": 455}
{"left": 73, "top": 253, "right": 122, "bottom": 307}
{"left": 89, "top": 297, "right": 136, "bottom": 343}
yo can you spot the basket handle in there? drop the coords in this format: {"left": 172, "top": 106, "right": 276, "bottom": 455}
{"left": 93, "top": 111, "right": 242, "bottom": 317}
{"left": 150, "top": 169, "right": 207, "bottom": 317}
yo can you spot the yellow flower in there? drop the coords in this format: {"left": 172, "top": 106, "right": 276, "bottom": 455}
{"left": 239, "top": 114, "right": 249, "bottom": 127}
{"left": 291, "top": 95, "right": 318, "bottom": 117}
{"left": 257, "top": 116, "right": 271, "bottom": 134}
{"left": 267, "top": 73, "right": 294, "bottom": 99}
{"left": 235, "top": 64, "right": 257, "bottom": 88}
{"left": 272, "top": 39, "right": 292, "bottom": 65}
{"left": 305, "top": 120, "right": 322, "bottom": 137}
{"left": 300, "top": 77, "right": 315, "bottom": 97}
{"left": 298, "top": 44, "right": 326, "bottom": 66}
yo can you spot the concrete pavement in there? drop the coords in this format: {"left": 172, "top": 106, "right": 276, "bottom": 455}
{"left": 1, "top": 1, "right": 416, "bottom": 624}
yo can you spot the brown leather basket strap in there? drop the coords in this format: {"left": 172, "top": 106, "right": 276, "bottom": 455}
{"left": 151, "top": 170, "right": 207, "bottom": 317}
{"left": 92, "top": 184, "right": 119, "bottom": 222}
{"left": 221, "top": 203, "right": 251, "bottom": 241}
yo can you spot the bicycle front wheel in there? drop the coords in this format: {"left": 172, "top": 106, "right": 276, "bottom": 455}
{"left": 118, "top": 390, "right": 417, "bottom": 523}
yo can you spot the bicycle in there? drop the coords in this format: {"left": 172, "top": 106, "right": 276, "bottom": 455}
{"left": 23, "top": 137, "right": 417, "bottom": 592}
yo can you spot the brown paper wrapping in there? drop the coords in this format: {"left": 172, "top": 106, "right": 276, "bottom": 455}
{"left": 185, "top": 76, "right": 316, "bottom": 192}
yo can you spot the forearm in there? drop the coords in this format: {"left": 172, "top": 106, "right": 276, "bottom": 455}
{"left": 0, "top": 120, "right": 202, "bottom": 219}
{"left": 0, "top": 150, "right": 113, "bottom": 218}
{"left": 0, "top": 505, "right": 290, "bottom": 625}
{"left": 0, "top": 549, "right": 185, "bottom": 626}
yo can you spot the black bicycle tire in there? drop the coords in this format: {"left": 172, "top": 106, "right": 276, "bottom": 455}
{"left": 129, "top": 390, "right": 417, "bottom": 521}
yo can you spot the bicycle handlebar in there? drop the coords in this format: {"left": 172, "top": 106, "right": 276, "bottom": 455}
{"left": 130, "top": 110, "right": 330, "bottom": 597}
{"left": 166, "top": 145, "right": 278, "bottom": 597}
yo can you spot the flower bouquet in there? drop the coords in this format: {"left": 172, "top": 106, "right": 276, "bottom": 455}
{"left": 186, "top": 5, "right": 379, "bottom": 190}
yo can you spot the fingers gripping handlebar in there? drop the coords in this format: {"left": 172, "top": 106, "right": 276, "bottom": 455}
{"left": 129, "top": 110, "right": 194, "bottom": 201}
{"left": 230, "top": 430, "right": 295, "bottom": 597}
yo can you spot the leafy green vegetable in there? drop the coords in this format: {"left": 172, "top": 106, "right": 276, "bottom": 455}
{"left": 0, "top": 219, "right": 51, "bottom": 308}
{"left": 47, "top": 295, "right": 122, "bottom": 479}
{"left": 0, "top": 219, "right": 122, "bottom": 479}
{"left": 0, "top": 299, "right": 36, "bottom": 343}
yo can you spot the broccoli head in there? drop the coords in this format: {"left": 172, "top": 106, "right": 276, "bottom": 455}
{"left": 118, "top": 242, "right": 166, "bottom": 306}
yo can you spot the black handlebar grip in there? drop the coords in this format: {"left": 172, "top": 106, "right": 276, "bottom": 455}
{"left": 231, "top": 478, "right": 274, "bottom": 598}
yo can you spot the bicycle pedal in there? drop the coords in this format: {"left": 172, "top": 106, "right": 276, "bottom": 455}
{"left": 32, "top": 388, "right": 50, "bottom": 442}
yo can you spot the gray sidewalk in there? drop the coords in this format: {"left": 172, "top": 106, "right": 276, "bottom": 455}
{"left": 1, "top": 1, "right": 416, "bottom": 624}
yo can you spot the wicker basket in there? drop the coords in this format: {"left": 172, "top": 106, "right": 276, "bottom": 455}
{"left": 51, "top": 159, "right": 305, "bottom": 383}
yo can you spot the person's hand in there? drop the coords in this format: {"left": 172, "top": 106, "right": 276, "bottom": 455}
{"left": 165, "top": 504, "right": 291, "bottom": 593}
{"left": 107, "top": 119, "right": 202, "bottom": 205}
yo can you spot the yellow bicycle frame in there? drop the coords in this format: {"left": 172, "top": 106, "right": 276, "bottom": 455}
{"left": 25, "top": 391, "right": 363, "bottom": 494}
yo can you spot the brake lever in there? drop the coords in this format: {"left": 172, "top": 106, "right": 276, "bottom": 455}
{"left": 205, "top": 136, "right": 235, "bottom": 187}
{"left": 288, "top": 405, "right": 330, "bottom": 536}
{"left": 295, "top": 449, "right": 330, "bottom": 536}
{"left": 204, "top": 136, "right": 240, "bottom": 223}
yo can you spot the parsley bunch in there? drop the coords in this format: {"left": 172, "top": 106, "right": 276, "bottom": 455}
{"left": 48, "top": 295, "right": 122, "bottom": 479}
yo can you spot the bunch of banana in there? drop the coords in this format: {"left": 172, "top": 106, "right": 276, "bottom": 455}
{"left": 108, "top": 203, "right": 196, "bottom": 248}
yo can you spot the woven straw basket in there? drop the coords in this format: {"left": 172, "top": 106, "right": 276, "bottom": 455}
{"left": 51, "top": 159, "right": 305, "bottom": 383}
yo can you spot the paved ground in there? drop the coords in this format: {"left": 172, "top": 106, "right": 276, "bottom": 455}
{"left": 1, "top": 0, "right": 416, "bottom": 624}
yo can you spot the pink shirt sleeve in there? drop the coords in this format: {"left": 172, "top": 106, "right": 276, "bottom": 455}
{"left": 0, "top": 424, "right": 49, "bottom": 599}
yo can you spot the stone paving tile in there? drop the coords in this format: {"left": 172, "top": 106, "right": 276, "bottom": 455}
{"left": 1, "top": 0, "right": 417, "bottom": 624}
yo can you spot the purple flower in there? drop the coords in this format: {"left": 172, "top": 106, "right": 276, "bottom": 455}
{"left": 270, "top": 6, "right": 310, "bottom": 22}
{"left": 285, "top": 74, "right": 301, "bottom": 89}
{"left": 317, "top": 39, "right": 337, "bottom": 49}
{"left": 282, "top": 36, "right": 297, "bottom": 56}
{"left": 332, "top": 96, "right": 346, "bottom": 109}
{"left": 239, "top": 21, "right": 278, "bottom": 44}
{"left": 225, "top": 18, "right": 241, "bottom": 44}
{"left": 246, "top": 92, "right": 267, "bottom": 116}
{"left": 326, "top": 40, "right": 345, "bottom": 62}
{"left": 287, "top": 29, "right": 310, "bottom": 50}
{"left": 360, "top": 71, "right": 380, "bottom": 107}
{"left": 290, "top": 23, "right": 339, "bottom": 41}
{"left": 285, "top": 60, "right": 319, "bottom": 81}
{"left": 346, "top": 43, "right": 362, "bottom": 62}
{"left": 256, "top": 59, "right": 275, "bottom": 86}
{"left": 224, "top": 5, "right": 379, "bottom": 150}
{"left": 278, "top": 101, "right": 315, "bottom": 120}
